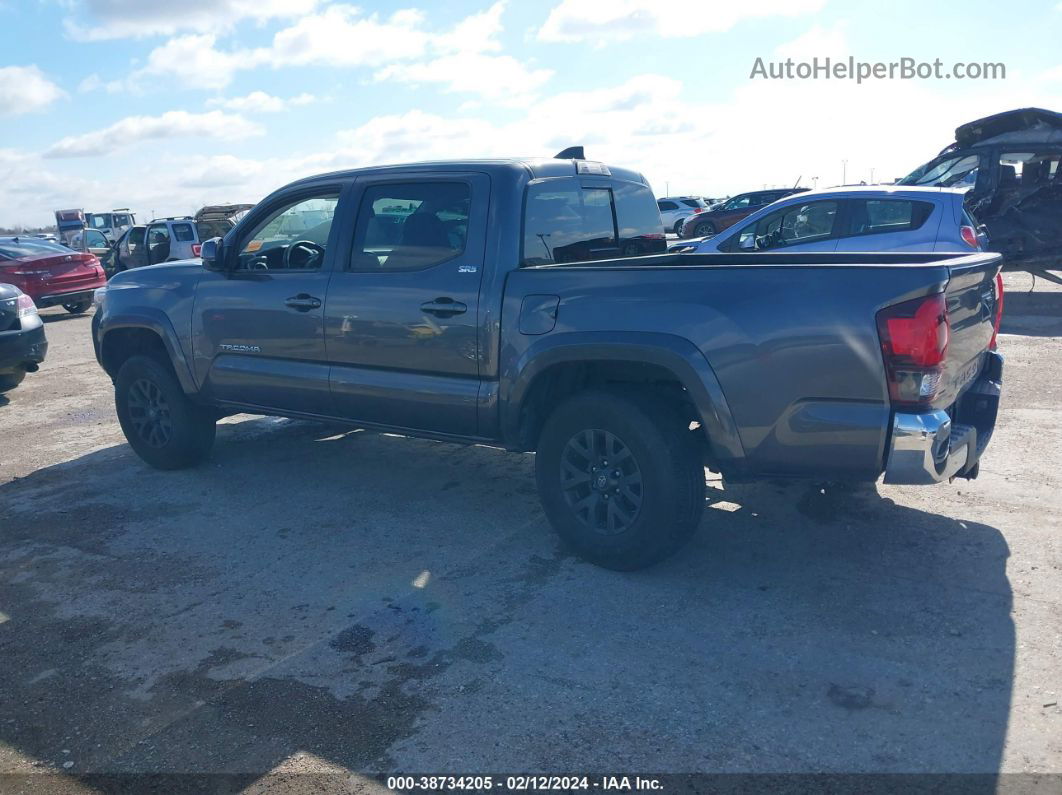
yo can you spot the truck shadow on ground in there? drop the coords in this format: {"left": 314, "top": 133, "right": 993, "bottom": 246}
{"left": 0, "top": 417, "right": 1013, "bottom": 786}
{"left": 999, "top": 288, "right": 1062, "bottom": 337}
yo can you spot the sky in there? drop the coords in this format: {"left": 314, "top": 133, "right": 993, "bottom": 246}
{"left": 1, "top": 0, "right": 1061, "bottom": 228}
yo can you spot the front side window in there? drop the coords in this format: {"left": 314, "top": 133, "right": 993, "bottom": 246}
{"left": 657, "top": 200, "right": 678, "bottom": 211}
{"left": 349, "top": 182, "right": 471, "bottom": 272}
{"left": 128, "top": 228, "right": 145, "bottom": 251}
{"left": 844, "top": 199, "right": 934, "bottom": 236}
{"left": 733, "top": 200, "right": 839, "bottom": 250}
{"left": 522, "top": 180, "right": 617, "bottom": 266}
{"left": 723, "top": 195, "right": 751, "bottom": 211}
{"left": 84, "top": 230, "right": 108, "bottom": 248}
{"left": 238, "top": 193, "right": 339, "bottom": 271}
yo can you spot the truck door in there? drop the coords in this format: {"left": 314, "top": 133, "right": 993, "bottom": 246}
{"left": 324, "top": 172, "right": 489, "bottom": 436}
{"left": 191, "top": 185, "right": 347, "bottom": 416}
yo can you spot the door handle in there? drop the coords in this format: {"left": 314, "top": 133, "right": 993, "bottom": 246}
{"left": 285, "top": 293, "right": 322, "bottom": 311}
{"left": 420, "top": 297, "right": 467, "bottom": 318}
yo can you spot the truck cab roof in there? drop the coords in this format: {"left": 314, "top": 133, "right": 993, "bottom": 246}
{"left": 280, "top": 157, "right": 650, "bottom": 193}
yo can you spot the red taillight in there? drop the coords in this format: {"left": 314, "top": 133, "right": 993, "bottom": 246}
{"left": 693, "top": 207, "right": 704, "bottom": 214}
{"left": 876, "top": 292, "right": 949, "bottom": 406}
{"left": 960, "top": 225, "right": 979, "bottom": 249}
{"left": 16, "top": 293, "right": 38, "bottom": 318}
{"left": 990, "top": 272, "right": 1004, "bottom": 350}
{"left": 192, "top": 244, "right": 202, "bottom": 257}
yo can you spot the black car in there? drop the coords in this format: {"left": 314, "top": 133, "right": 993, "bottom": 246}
{"left": 0, "top": 284, "right": 47, "bottom": 393}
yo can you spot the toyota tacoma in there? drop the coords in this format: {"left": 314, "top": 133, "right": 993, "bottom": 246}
{"left": 92, "top": 152, "right": 1005, "bottom": 570}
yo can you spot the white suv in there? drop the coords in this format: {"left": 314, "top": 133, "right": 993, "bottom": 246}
{"left": 656, "top": 196, "right": 708, "bottom": 234}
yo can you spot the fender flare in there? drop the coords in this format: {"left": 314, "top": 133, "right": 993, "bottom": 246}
{"left": 501, "top": 331, "right": 745, "bottom": 465}
{"left": 96, "top": 309, "right": 197, "bottom": 395}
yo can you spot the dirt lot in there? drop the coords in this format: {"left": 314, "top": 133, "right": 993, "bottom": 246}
{"left": 1, "top": 273, "right": 1060, "bottom": 787}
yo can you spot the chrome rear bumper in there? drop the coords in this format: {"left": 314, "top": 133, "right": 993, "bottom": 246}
{"left": 883, "top": 352, "right": 1003, "bottom": 485}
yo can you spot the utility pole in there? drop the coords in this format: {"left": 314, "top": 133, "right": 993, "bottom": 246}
{"left": 841, "top": 159, "right": 848, "bottom": 185}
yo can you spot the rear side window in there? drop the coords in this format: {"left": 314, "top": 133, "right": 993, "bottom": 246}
{"left": 349, "top": 182, "right": 471, "bottom": 272}
{"left": 172, "top": 223, "right": 195, "bottom": 242}
{"left": 844, "top": 200, "right": 934, "bottom": 236}
{"left": 680, "top": 198, "right": 707, "bottom": 209}
{"left": 522, "top": 179, "right": 619, "bottom": 265}
{"left": 197, "top": 220, "right": 230, "bottom": 240}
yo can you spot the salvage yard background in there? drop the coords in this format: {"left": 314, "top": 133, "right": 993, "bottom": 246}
{"left": 0, "top": 273, "right": 1059, "bottom": 782}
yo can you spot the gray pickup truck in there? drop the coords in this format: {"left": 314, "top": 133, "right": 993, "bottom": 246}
{"left": 92, "top": 154, "right": 1005, "bottom": 570}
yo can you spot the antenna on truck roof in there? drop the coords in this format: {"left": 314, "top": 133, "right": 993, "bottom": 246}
{"left": 554, "top": 146, "right": 585, "bottom": 160}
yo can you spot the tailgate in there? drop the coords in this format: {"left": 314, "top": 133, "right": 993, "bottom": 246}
{"left": 938, "top": 254, "right": 1002, "bottom": 407}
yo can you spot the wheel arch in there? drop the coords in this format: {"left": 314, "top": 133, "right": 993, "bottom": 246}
{"left": 501, "top": 332, "right": 745, "bottom": 468}
{"left": 98, "top": 312, "right": 196, "bottom": 394}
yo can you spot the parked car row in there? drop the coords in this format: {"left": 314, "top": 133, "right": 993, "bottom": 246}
{"left": 107, "top": 204, "right": 252, "bottom": 274}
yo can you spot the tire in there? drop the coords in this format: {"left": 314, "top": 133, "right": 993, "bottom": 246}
{"left": 693, "top": 221, "right": 716, "bottom": 238}
{"left": 0, "top": 370, "right": 26, "bottom": 393}
{"left": 63, "top": 301, "right": 91, "bottom": 314}
{"left": 115, "top": 354, "right": 216, "bottom": 469}
{"left": 673, "top": 219, "right": 685, "bottom": 234}
{"left": 535, "top": 389, "right": 706, "bottom": 571}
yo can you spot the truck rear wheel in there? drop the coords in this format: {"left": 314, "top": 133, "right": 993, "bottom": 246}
{"left": 535, "top": 390, "right": 706, "bottom": 570}
{"left": 115, "top": 354, "right": 216, "bottom": 469}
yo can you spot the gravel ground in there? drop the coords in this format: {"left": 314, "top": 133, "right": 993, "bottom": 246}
{"left": 0, "top": 272, "right": 1060, "bottom": 788}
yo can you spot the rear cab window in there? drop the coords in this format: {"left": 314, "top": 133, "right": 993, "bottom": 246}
{"left": 522, "top": 177, "right": 664, "bottom": 266}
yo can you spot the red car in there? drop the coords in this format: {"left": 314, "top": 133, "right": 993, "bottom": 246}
{"left": 0, "top": 236, "right": 107, "bottom": 314}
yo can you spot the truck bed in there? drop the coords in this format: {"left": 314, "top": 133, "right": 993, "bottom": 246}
{"left": 504, "top": 251, "right": 1002, "bottom": 480}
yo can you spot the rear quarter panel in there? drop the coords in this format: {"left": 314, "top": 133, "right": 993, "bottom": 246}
{"left": 502, "top": 261, "right": 952, "bottom": 480}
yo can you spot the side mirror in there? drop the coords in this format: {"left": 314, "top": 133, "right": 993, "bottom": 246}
{"left": 738, "top": 236, "right": 756, "bottom": 251}
{"left": 201, "top": 237, "right": 225, "bottom": 271}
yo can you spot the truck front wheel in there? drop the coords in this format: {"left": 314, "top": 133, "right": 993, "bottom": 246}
{"left": 115, "top": 355, "right": 216, "bottom": 469}
{"left": 535, "top": 390, "right": 706, "bottom": 570}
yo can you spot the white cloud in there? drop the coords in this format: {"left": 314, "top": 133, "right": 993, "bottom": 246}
{"left": 43, "top": 110, "right": 263, "bottom": 158}
{"left": 132, "top": 33, "right": 244, "bottom": 91}
{"left": 537, "top": 0, "right": 827, "bottom": 44}
{"left": 127, "top": 2, "right": 548, "bottom": 100}
{"left": 0, "top": 66, "right": 66, "bottom": 116}
{"left": 206, "top": 90, "right": 317, "bottom": 113}
{"left": 64, "top": 0, "right": 319, "bottom": 41}
{"left": 177, "top": 154, "right": 266, "bottom": 188}
{"left": 375, "top": 53, "right": 552, "bottom": 105}
{"left": 774, "top": 21, "right": 849, "bottom": 59}
{"left": 263, "top": 6, "right": 432, "bottom": 67}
